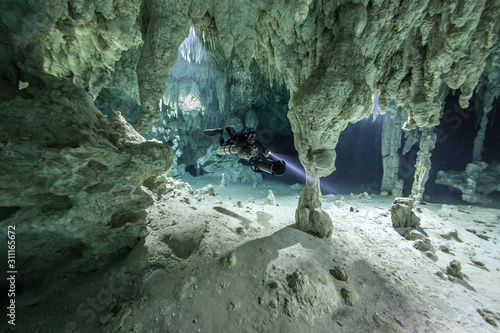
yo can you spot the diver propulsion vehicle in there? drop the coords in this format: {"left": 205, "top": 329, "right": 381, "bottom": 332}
{"left": 217, "top": 144, "right": 286, "bottom": 176}
{"left": 249, "top": 155, "right": 286, "bottom": 176}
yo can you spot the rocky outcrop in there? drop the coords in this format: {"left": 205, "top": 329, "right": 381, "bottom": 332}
{"left": 295, "top": 174, "right": 333, "bottom": 238}
{"left": 390, "top": 197, "right": 421, "bottom": 229}
{"left": 0, "top": 75, "right": 173, "bottom": 287}
{"left": 436, "top": 161, "right": 500, "bottom": 203}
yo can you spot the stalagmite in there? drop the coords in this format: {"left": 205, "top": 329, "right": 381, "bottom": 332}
{"left": 295, "top": 174, "right": 333, "bottom": 238}
{"left": 380, "top": 102, "right": 405, "bottom": 196}
{"left": 411, "top": 127, "right": 437, "bottom": 203}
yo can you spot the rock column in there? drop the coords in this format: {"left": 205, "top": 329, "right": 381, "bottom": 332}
{"left": 295, "top": 173, "right": 333, "bottom": 238}
{"left": 410, "top": 127, "right": 437, "bottom": 203}
{"left": 380, "top": 102, "right": 405, "bottom": 196}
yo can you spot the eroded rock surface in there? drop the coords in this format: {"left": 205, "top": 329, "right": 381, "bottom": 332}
{"left": 436, "top": 161, "right": 500, "bottom": 203}
{"left": 390, "top": 197, "right": 421, "bottom": 229}
{"left": 0, "top": 76, "right": 173, "bottom": 287}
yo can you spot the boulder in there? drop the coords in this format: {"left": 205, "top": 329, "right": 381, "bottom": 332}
{"left": 390, "top": 197, "right": 421, "bottom": 228}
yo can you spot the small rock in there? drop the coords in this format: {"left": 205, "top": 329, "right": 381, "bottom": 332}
{"left": 439, "top": 245, "right": 453, "bottom": 254}
{"left": 286, "top": 269, "right": 307, "bottom": 293}
{"left": 219, "top": 252, "right": 236, "bottom": 268}
{"left": 477, "top": 308, "right": 500, "bottom": 327}
{"left": 425, "top": 251, "right": 438, "bottom": 261}
{"left": 439, "top": 230, "right": 462, "bottom": 242}
{"left": 267, "top": 280, "right": 278, "bottom": 289}
{"left": 435, "top": 271, "right": 445, "bottom": 279}
{"left": 390, "top": 197, "right": 421, "bottom": 228}
{"left": 330, "top": 265, "right": 349, "bottom": 282}
{"left": 446, "top": 260, "right": 464, "bottom": 279}
{"left": 413, "top": 239, "right": 432, "bottom": 252}
{"left": 265, "top": 190, "right": 276, "bottom": 206}
{"left": 405, "top": 229, "right": 426, "bottom": 241}
{"left": 470, "top": 258, "right": 485, "bottom": 267}
{"left": 196, "top": 184, "right": 215, "bottom": 196}
{"left": 341, "top": 287, "right": 354, "bottom": 306}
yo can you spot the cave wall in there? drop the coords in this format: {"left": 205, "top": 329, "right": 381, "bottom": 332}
{"left": 0, "top": 0, "right": 175, "bottom": 288}
{"left": 0, "top": 73, "right": 173, "bottom": 288}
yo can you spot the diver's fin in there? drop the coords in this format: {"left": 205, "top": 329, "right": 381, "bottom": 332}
{"left": 203, "top": 128, "right": 222, "bottom": 136}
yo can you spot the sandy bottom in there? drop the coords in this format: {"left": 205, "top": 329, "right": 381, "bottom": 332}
{"left": 14, "top": 175, "right": 500, "bottom": 332}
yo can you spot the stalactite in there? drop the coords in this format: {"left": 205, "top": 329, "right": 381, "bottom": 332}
{"left": 472, "top": 42, "right": 500, "bottom": 162}
{"left": 411, "top": 127, "right": 437, "bottom": 203}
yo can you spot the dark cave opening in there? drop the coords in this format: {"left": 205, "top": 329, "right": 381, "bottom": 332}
{"left": 261, "top": 114, "right": 384, "bottom": 195}
{"left": 426, "top": 91, "right": 500, "bottom": 204}
{"left": 186, "top": 165, "right": 198, "bottom": 176}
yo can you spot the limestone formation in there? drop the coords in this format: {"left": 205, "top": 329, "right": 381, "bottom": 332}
{"left": 0, "top": 75, "right": 173, "bottom": 288}
{"left": 2, "top": 0, "right": 499, "bottom": 239}
{"left": 146, "top": 46, "right": 289, "bottom": 179}
{"left": 436, "top": 162, "right": 500, "bottom": 203}
{"left": 330, "top": 266, "right": 349, "bottom": 283}
{"left": 295, "top": 174, "right": 333, "bottom": 238}
{"left": 0, "top": 0, "right": 499, "bottom": 299}
{"left": 390, "top": 197, "right": 421, "bottom": 229}
{"left": 265, "top": 190, "right": 277, "bottom": 206}
{"left": 410, "top": 127, "right": 437, "bottom": 203}
{"left": 472, "top": 42, "right": 500, "bottom": 162}
{"left": 380, "top": 102, "right": 405, "bottom": 196}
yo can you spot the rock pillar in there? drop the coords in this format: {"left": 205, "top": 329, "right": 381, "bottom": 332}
{"left": 410, "top": 127, "right": 437, "bottom": 203}
{"left": 295, "top": 173, "right": 333, "bottom": 238}
{"left": 380, "top": 102, "right": 405, "bottom": 196}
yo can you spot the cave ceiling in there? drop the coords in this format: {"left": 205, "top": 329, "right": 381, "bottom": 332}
{"left": 1, "top": 0, "right": 499, "bottom": 176}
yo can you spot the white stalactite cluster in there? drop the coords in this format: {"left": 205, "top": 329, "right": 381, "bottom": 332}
{"left": 179, "top": 26, "right": 204, "bottom": 64}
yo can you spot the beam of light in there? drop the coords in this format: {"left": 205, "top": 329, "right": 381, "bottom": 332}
{"left": 319, "top": 179, "right": 337, "bottom": 195}
{"left": 269, "top": 152, "right": 306, "bottom": 180}
{"left": 270, "top": 151, "right": 338, "bottom": 195}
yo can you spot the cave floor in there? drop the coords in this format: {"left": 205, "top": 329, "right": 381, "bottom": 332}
{"left": 14, "top": 175, "right": 500, "bottom": 333}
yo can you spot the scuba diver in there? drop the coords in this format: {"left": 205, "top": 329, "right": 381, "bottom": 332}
{"left": 203, "top": 127, "right": 286, "bottom": 176}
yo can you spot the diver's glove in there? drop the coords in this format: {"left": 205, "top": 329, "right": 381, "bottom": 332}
{"left": 264, "top": 149, "right": 271, "bottom": 157}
